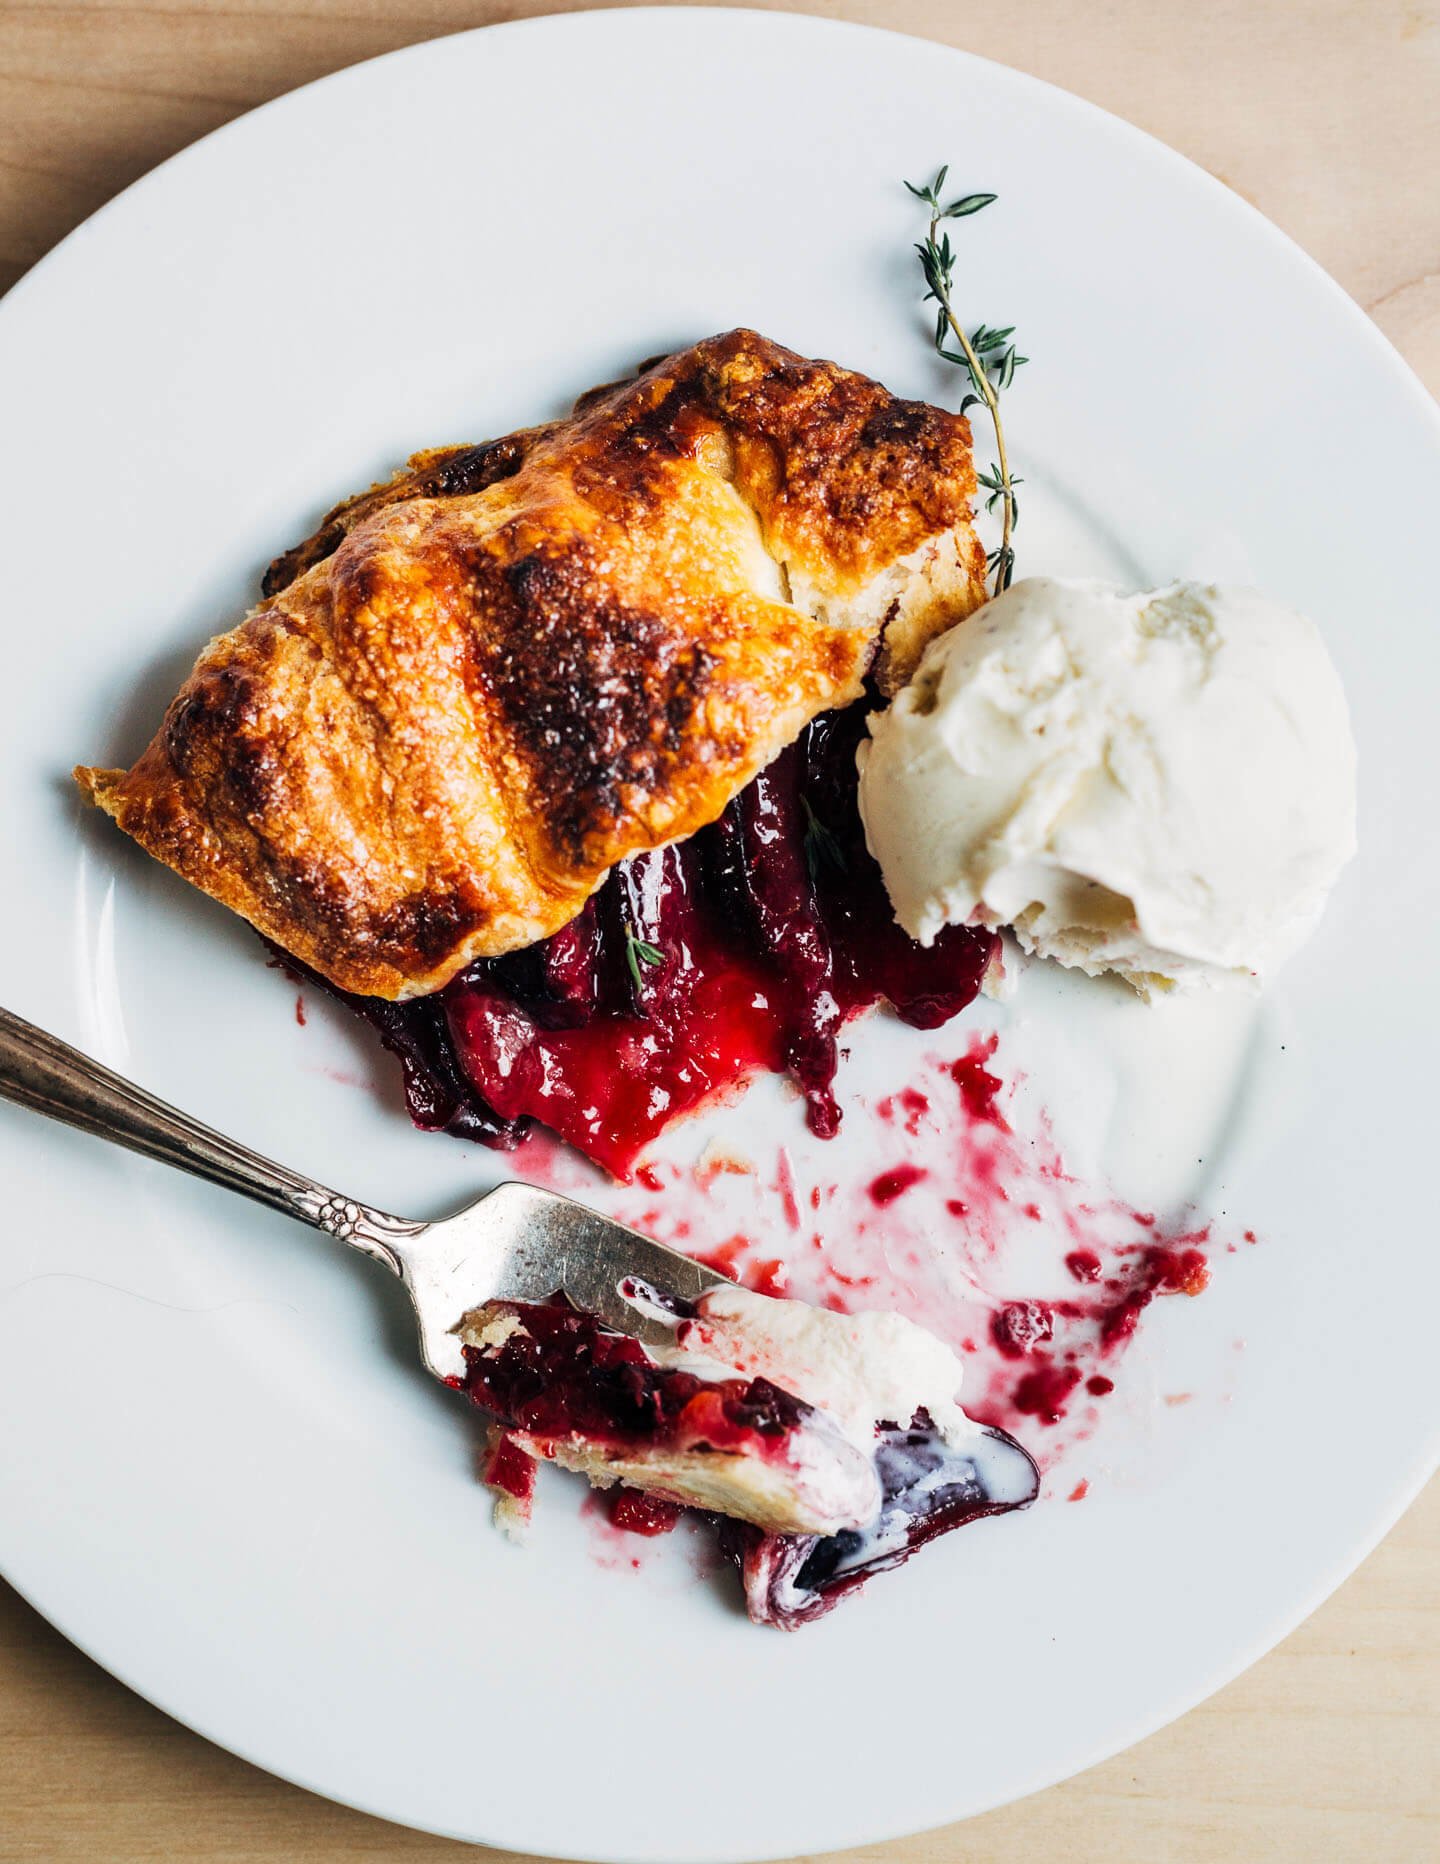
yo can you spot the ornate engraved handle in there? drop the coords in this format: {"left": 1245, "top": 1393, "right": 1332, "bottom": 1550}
{"left": 0, "top": 1004, "right": 423, "bottom": 1275}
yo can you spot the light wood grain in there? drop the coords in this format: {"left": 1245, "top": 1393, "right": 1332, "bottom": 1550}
{"left": 1, "top": 3, "right": 1437, "bottom": 1859}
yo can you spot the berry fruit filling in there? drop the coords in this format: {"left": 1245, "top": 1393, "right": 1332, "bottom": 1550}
{"left": 460, "top": 1299, "right": 815, "bottom": 1461}
{"left": 303, "top": 704, "right": 998, "bottom": 1177}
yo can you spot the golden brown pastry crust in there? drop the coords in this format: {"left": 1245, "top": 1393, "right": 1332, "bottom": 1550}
{"left": 76, "top": 330, "right": 986, "bottom": 1000}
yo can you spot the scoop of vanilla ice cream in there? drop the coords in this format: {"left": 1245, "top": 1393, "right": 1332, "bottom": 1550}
{"left": 857, "top": 578, "right": 1356, "bottom": 995}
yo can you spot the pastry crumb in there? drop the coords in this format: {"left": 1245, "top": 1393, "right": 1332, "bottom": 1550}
{"left": 695, "top": 1139, "right": 755, "bottom": 1184}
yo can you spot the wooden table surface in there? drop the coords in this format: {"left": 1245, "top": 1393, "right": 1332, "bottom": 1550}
{"left": 2, "top": 2, "right": 1437, "bottom": 1859}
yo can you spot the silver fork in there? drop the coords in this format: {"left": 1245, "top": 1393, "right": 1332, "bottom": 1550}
{"left": 0, "top": 1005, "right": 726, "bottom": 1380}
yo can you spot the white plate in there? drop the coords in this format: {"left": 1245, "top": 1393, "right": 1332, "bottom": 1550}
{"left": 1, "top": 10, "right": 1436, "bottom": 1859}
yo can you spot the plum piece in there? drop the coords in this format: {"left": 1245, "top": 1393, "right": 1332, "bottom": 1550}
{"left": 712, "top": 748, "right": 844, "bottom": 1136}
{"left": 798, "top": 705, "right": 997, "bottom": 1026}
{"left": 540, "top": 898, "right": 601, "bottom": 1023}
{"left": 354, "top": 992, "right": 531, "bottom": 1147}
{"left": 606, "top": 843, "right": 707, "bottom": 1019}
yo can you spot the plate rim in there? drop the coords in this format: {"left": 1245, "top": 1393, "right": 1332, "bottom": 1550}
{"left": 2, "top": 9, "right": 1437, "bottom": 1858}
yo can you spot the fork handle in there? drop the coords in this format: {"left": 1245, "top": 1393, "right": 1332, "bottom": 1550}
{"left": 0, "top": 1004, "right": 419, "bottom": 1274}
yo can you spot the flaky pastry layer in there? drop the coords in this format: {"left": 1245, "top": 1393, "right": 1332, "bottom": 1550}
{"left": 76, "top": 330, "right": 985, "bottom": 998}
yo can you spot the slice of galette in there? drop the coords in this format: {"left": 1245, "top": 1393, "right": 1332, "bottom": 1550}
{"left": 456, "top": 1284, "right": 1039, "bottom": 1630}
{"left": 76, "top": 330, "right": 997, "bottom": 1173}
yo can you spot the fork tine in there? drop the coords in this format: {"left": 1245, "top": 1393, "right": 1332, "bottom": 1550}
{"left": 402, "top": 1181, "right": 731, "bottom": 1378}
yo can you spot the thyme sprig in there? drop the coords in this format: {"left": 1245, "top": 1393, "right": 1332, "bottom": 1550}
{"left": 625, "top": 931, "right": 664, "bottom": 990}
{"left": 801, "top": 796, "right": 847, "bottom": 883}
{"left": 905, "top": 168, "right": 1026, "bottom": 593}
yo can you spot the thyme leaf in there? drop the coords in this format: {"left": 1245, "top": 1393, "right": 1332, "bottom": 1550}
{"left": 625, "top": 932, "right": 664, "bottom": 991}
{"left": 942, "top": 190, "right": 998, "bottom": 219}
{"left": 801, "top": 796, "right": 847, "bottom": 882}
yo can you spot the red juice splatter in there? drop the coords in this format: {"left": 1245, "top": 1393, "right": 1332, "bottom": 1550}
{"left": 950, "top": 1032, "right": 1008, "bottom": 1127}
{"left": 1097, "top": 1243, "right": 1211, "bottom": 1350}
{"left": 991, "top": 1301, "right": 1054, "bottom": 1358}
{"left": 750, "top": 1259, "right": 790, "bottom": 1298}
{"left": 608, "top": 1490, "right": 683, "bottom": 1536}
{"left": 868, "top": 1164, "right": 928, "bottom": 1206}
{"left": 1012, "top": 1362, "right": 1083, "bottom": 1423}
{"left": 774, "top": 1150, "right": 802, "bottom": 1231}
{"left": 579, "top": 1032, "right": 1243, "bottom": 1481}
{"left": 578, "top": 1494, "right": 649, "bottom": 1572}
{"left": 879, "top": 1088, "right": 931, "bottom": 1135}
{"left": 691, "top": 1235, "right": 749, "bottom": 1281}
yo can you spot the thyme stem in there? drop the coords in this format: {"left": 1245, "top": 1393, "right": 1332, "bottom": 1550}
{"left": 905, "top": 171, "right": 1026, "bottom": 594}
{"left": 928, "top": 199, "right": 1016, "bottom": 588}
